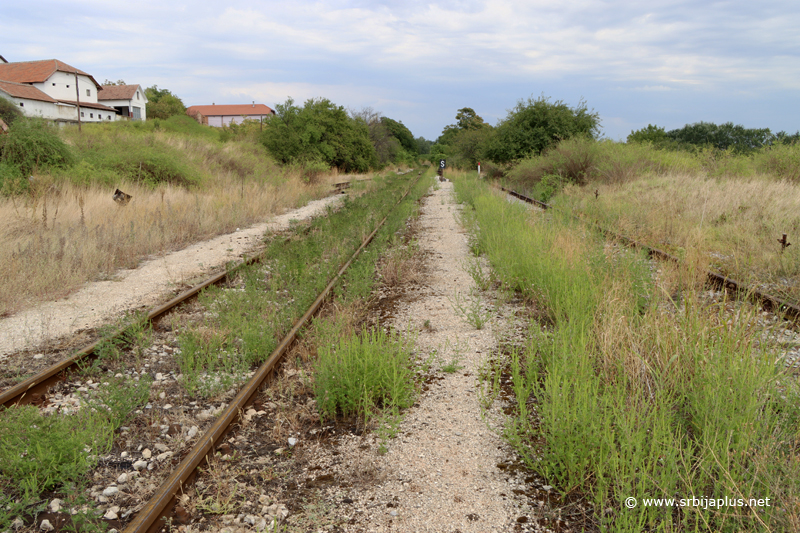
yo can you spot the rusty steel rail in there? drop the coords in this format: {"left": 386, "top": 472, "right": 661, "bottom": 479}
{"left": 0, "top": 184, "right": 362, "bottom": 408}
{"left": 0, "top": 261, "right": 260, "bottom": 408}
{"left": 124, "top": 173, "right": 425, "bottom": 533}
{"left": 499, "top": 186, "right": 800, "bottom": 321}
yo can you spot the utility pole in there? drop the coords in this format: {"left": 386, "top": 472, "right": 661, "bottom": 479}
{"left": 75, "top": 71, "right": 81, "bottom": 132}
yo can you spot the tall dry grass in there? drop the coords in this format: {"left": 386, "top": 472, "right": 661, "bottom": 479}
{"left": 561, "top": 173, "right": 800, "bottom": 300}
{"left": 502, "top": 137, "right": 800, "bottom": 300}
{"left": 0, "top": 169, "right": 337, "bottom": 317}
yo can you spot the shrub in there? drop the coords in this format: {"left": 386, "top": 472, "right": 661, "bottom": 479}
{"left": 0, "top": 118, "right": 74, "bottom": 175}
{"left": 261, "top": 97, "right": 379, "bottom": 172}
{"left": 0, "top": 161, "right": 27, "bottom": 194}
{"left": 0, "top": 97, "right": 23, "bottom": 126}
{"left": 753, "top": 142, "right": 800, "bottom": 181}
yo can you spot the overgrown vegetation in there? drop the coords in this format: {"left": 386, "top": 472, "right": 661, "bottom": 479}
{"left": 0, "top": 375, "right": 151, "bottom": 530}
{"left": 0, "top": 118, "right": 74, "bottom": 176}
{"left": 455, "top": 174, "right": 800, "bottom": 531}
{"left": 499, "top": 136, "right": 800, "bottom": 300}
{"left": 175, "top": 171, "right": 431, "bottom": 398}
{"left": 0, "top": 96, "right": 24, "bottom": 126}
{"left": 314, "top": 326, "right": 416, "bottom": 423}
{"left": 260, "top": 98, "right": 379, "bottom": 173}
{"left": 0, "top": 115, "right": 337, "bottom": 316}
{"left": 628, "top": 121, "right": 800, "bottom": 154}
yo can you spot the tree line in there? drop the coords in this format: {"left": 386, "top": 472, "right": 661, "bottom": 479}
{"left": 627, "top": 122, "right": 800, "bottom": 154}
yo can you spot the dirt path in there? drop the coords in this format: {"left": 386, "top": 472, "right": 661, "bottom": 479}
{"left": 0, "top": 195, "right": 344, "bottom": 358}
{"left": 311, "top": 181, "right": 533, "bottom": 532}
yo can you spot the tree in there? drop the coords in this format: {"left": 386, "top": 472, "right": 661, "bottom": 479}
{"left": 485, "top": 95, "right": 600, "bottom": 163}
{"left": 102, "top": 79, "right": 127, "bottom": 86}
{"left": 144, "top": 85, "right": 186, "bottom": 120}
{"left": 452, "top": 127, "right": 494, "bottom": 167}
{"left": 665, "top": 122, "right": 773, "bottom": 153}
{"left": 350, "top": 107, "right": 400, "bottom": 165}
{"left": 454, "top": 107, "right": 487, "bottom": 130}
{"left": 627, "top": 124, "right": 668, "bottom": 144}
{"left": 262, "top": 97, "right": 378, "bottom": 172}
{"left": 415, "top": 136, "right": 433, "bottom": 155}
{"left": 380, "top": 117, "right": 417, "bottom": 154}
{"left": 433, "top": 108, "right": 493, "bottom": 167}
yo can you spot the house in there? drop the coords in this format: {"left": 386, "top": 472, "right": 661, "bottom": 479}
{"left": 98, "top": 84, "right": 148, "bottom": 121}
{"left": 0, "top": 59, "right": 120, "bottom": 123}
{"left": 186, "top": 103, "right": 275, "bottom": 127}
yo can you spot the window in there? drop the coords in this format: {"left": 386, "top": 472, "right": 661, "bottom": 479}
{"left": 19, "top": 102, "right": 24, "bottom": 107}
{"left": 108, "top": 115, "right": 112, "bottom": 120}
{"left": 66, "top": 85, "right": 69, "bottom": 88}
{"left": 81, "top": 112, "right": 84, "bottom": 117}
{"left": 136, "top": 92, "right": 139, "bottom": 100}
{"left": 86, "top": 89, "right": 91, "bottom": 97}
{"left": 52, "top": 83, "right": 56, "bottom": 86}
{"left": 90, "top": 113, "right": 93, "bottom": 118}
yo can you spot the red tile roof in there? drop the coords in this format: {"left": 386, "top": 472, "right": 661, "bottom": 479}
{"left": 98, "top": 84, "right": 142, "bottom": 101}
{"left": 186, "top": 104, "right": 275, "bottom": 117}
{"left": 0, "top": 59, "right": 102, "bottom": 88}
{"left": 0, "top": 80, "right": 58, "bottom": 103}
{"left": 59, "top": 100, "right": 117, "bottom": 112}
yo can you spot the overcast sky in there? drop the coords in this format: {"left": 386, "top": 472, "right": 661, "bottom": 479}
{"left": 5, "top": 1, "right": 799, "bottom": 142}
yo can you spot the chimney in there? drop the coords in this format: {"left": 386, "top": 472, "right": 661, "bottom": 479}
{"left": 252, "top": 101, "right": 255, "bottom": 107}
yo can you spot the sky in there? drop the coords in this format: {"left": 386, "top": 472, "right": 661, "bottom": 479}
{"left": 4, "top": 1, "right": 799, "bottom": 142}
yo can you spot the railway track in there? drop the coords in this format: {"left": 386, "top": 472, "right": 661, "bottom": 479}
{"left": 499, "top": 185, "right": 800, "bottom": 323}
{"left": 0, "top": 171, "right": 427, "bottom": 533}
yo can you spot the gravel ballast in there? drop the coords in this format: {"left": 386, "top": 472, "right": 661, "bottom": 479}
{"left": 306, "top": 181, "right": 537, "bottom": 532}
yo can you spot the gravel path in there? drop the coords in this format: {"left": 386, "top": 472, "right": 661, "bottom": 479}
{"left": 333, "top": 181, "right": 530, "bottom": 532}
{"left": 0, "top": 194, "right": 344, "bottom": 358}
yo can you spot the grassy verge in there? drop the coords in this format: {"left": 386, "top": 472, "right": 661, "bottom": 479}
{"left": 0, "top": 117, "right": 353, "bottom": 317}
{"left": 174, "top": 171, "right": 431, "bottom": 398}
{"left": 455, "top": 172, "right": 800, "bottom": 532}
{"left": 501, "top": 137, "right": 800, "bottom": 302}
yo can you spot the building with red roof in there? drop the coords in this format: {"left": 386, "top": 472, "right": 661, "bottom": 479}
{"left": 186, "top": 103, "right": 275, "bottom": 127}
{"left": 0, "top": 59, "right": 130, "bottom": 124}
{"left": 98, "top": 84, "right": 148, "bottom": 121}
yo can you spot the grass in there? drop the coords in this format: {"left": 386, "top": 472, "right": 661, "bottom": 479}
{"left": 455, "top": 172, "right": 800, "bottom": 532}
{"left": 559, "top": 172, "right": 800, "bottom": 301}
{"left": 314, "top": 325, "right": 417, "bottom": 424}
{"left": 501, "top": 137, "right": 800, "bottom": 302}
{"left": 173, "top": 171, "right": 432, "bottom": 398}
{"left": 0, "top": 169, "right": 432, "bottom": 530}
{"left": 0, "top": 119, "right": 352, "bottom": 317}
{"left": 0, "top": 373, "right": 151, "bottom": 530}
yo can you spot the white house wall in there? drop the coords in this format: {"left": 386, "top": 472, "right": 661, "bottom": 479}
{"left": 132, "top": 88, "right": 146, "bottom": 120}
{"left": 33, "top": 72, "right": 99, "bottom": 103}
{"left": 101, "top": 96, "right": 147, "bottom": 121}
{"left": 79, "top": 107, "right": 116, "bottom": 122}
{"left": 1, "top": 93, "right": 116, "bottom": 123}
{"left": 205, "top": 115, "right": 265, "bottom": 127}
{"left": 0, "top": 93, "right": 63, "bottom": 120}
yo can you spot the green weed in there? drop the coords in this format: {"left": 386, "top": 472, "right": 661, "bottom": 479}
{"left": 454, "top": 174, "right": 800, "bottom": 531}
{"left": 450, "top": 289, "right": 493, "bottom": 329}
{"left": 314, "top": 326, "right": 416, "bottom": 426}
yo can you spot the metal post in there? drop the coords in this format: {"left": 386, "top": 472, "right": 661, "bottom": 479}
{"left": 74, "top": 71, "right": 81, "bottom": 132}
